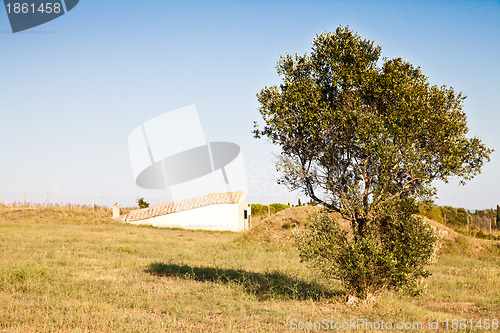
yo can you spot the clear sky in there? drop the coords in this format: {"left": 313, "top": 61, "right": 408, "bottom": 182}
{"left": 0, "top": 0, "right": 499, "bottom": 208}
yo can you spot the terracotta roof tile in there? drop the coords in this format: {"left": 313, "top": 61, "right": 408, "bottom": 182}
{"left": 125, "top": 191, "right": 243, "bottom": 223}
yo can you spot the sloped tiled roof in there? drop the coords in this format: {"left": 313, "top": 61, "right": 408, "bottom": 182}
{"left": 125, "top": 191, "right": 243, "bottom": 223}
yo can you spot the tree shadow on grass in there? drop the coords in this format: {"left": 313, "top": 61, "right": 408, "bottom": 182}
{"left": 146, "top": 262, "right": 343, "bottom": 301}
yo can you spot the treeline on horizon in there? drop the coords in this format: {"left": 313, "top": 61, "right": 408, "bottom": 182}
{"left": 250, "top": 201, "right": 499, "bottom": 239}
{"left": 420, "top": 205, "right": 499, "bottom": 235}
{"left": 250, "top": 199, "right": 318, "bottom": 216}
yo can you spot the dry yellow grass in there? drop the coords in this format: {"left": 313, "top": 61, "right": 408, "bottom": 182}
{"left": 0, "top": 205, "right": 498, "bottom": 332}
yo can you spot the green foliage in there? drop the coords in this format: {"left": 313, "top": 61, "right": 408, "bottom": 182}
{"left": 419, "top": 205, "right": 499, "bottom": 240}
{"left": 421, "top": 205, "right": 467, "bottom": 227}
{"left": 254, "top": 25, "right": 492, "bottom": 300}
{"left": 422, "top": 205, "right": 499, "bottom": 231}
{"left": 269, "top": 203, "right": 290, "bottom": 213}
{"left": 471, "top": 209, "right": 495, "bottom": 231}
{"left": 497, "top": 205, "right": 500, "bottom": 227}
{"left": 136, "top": 197, "right": 150, "bottom": 209}
{"left": 250, "top": 204, "right": 267, "bottom": 215}
{"left": 254, "top": 25, "right": 492, "bottom": 224}
{"left": 251, "top": 203, "right": 289, "bottom": 216}
{"left": 297, "top": 208, "right": 440, "bottom": 298}
{"left": 421, "top": 206, "right": 444, "bottom": 223}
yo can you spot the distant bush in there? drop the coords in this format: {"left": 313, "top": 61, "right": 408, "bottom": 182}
{"left": 136, "top": 197, "right": 150, "bottom": 209}
{"left": 420, "top": 206, "right": 443, "bottom": 224}
{"left": 269, "top": 203, "right": 289, "bottom": 213}
{"left": 250, "top": 204, "right": 267, "bottom": 215}
{"left": 251, "top": 203, "right": 290, "bottom": 216}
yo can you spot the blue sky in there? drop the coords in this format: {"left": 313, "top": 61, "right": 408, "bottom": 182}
{"left": 0, "top": 0, "right": 499, "bottom": 208}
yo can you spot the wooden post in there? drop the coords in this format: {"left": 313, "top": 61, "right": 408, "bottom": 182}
{"left": 112, "top": 203, "right": 120, "bottom": 219}
{"left": 444, "top": 214, "right": 447, "bottom": 227}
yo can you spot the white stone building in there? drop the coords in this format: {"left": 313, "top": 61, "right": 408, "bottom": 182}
{"left": 124, "top": 191, "right": 251, "bottom": 232}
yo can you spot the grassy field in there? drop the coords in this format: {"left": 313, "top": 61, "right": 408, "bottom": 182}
{"left": 0, "top": 206, "right": 499, "bottom": 332}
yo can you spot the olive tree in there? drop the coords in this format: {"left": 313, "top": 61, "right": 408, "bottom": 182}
{"left": 254, "top": 26, "right": 492, "bottom": 298}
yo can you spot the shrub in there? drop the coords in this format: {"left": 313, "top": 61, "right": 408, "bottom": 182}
{"left": 296, "top": 209, "right": 440, "bottom": 299}
{"left": 250, "top": 204, "right": 268, "bottom": 215}
{"left": 137, "top": 197, "right": 150, "bottom": 209}
{"left": 269, "top": 203, "right": 289, "bottom": 214}
{"left": 251, "top": 203, "right": 290, "bottom": 216}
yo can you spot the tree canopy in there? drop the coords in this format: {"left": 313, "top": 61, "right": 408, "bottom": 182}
{"left": 254, "top": 25, "right": 493, "bottom": 299}
{"left": 254, "top": 26, "right": 493, "bottom": 235}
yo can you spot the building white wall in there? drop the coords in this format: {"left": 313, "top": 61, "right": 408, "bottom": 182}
{"left": 128, "top": 200, "right": 249, "bottom": 232}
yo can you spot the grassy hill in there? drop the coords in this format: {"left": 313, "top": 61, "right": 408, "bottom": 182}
{"left": 0, "top": 205, "right": 499, "bottom": 332}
